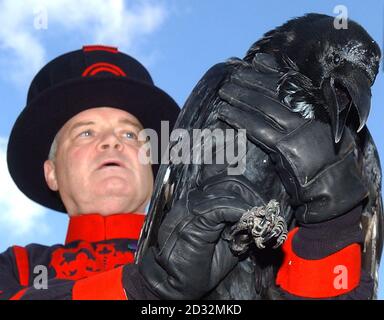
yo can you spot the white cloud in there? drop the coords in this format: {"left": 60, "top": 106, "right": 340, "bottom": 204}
{"left": 0, "top": 137, "right": 49, "bottom": 237}
{"left": 0, "top": 0, "right": 168, "bottom": 85}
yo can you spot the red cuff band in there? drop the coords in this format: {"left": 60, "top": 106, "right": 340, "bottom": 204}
{"left": 276, "top": 227, "right": 361, "bottom": 298}
{"left": 73, "top": 266, "right": 127, "bottom": 300}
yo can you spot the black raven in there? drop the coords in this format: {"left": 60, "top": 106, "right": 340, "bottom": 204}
{"left": 244, "top": 13, "right": 381, "bottom": 143}
{"left": 136, "top": 13, "right": 383, "bottom": 299}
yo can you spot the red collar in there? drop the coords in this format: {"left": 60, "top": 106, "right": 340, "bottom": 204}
{"left": 65, "top": 213, "right": 146, "bottom": 245}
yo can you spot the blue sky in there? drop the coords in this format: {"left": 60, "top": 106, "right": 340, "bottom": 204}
{"left": 0, "top": 0, "right": 383, "bottom": 298}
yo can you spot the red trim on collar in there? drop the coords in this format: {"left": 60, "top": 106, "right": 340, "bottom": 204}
{"left": 65, "top": 213, "right": 145, "bottom": 245}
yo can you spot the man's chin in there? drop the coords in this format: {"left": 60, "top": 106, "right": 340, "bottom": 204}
{"left": 88, "top": 188, "right": 137, "bottom": 215}
{"left": 95, "top": 176, "right": 132, "bottom": 194}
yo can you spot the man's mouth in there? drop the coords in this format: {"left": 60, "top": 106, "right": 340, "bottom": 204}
{"left": 97, "top": 159, "right": 126, "bottom": 170}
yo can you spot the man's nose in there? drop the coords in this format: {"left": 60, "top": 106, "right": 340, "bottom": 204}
{"left": 98, "top": 132, "right": 123, "bottom": 151}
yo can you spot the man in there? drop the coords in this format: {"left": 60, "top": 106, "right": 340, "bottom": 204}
{"left": 1, "top": 44, "right": 377, "bottom": 300}
{"left": 2, "top": 45, "right": 181, "bottom": 299}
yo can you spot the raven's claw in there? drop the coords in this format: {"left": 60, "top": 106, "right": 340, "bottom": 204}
{"left": 229, "top": 200, "right": 288, "bottom": 255}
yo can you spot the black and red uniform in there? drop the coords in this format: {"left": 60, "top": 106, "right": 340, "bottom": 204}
{"left": 0, "top": 210, "right": 373, "bottom": 300}
{"left": 0, "top": 213, "right": 151, "bottom": 300}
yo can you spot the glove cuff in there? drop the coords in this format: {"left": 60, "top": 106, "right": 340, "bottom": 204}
{"left": 276, "top": 227, "right": 362, "bottom": 298}
{"left": 123, "top": 263, "right": 160, "bottom": 300}
{"left": 273, "top": 269, "right": 373, "bottom": 300}
{"left": 292, "top": 204, "right": 364, "bottom": 259}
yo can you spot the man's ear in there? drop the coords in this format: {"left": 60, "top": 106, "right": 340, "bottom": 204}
{"left": 44, "top": 160, "right": 58, "bottom": 191}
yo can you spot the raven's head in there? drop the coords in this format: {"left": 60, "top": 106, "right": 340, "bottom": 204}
{"left": 245, "top": 13, "right": 381, "bottom": 143}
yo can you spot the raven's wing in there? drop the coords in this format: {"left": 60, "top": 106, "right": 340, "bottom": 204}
{"left": 358, "top": 127, "right": 383, "bottom": 299}
{"left": 135, "top": 62, "right": 232, "bottom": 261}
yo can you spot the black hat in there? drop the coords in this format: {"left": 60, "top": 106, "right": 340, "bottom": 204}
{"left": 7, "top": 45, "right": 180, "bottom": 213}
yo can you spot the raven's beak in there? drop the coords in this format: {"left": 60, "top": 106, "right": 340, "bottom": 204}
{"left": 322, "top": 68, "right": 371, "bottom": 143}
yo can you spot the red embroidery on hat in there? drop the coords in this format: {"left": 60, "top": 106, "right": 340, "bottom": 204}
{"left": 83, "top": 45, "right": 118, "bottom": 53}
{"left": 82, "top": 62, "right": 126, "bottom": 77}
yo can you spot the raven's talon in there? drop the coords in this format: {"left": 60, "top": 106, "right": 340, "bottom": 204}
{"left": 229, "top": 199, "right": 288, "bottom": 254}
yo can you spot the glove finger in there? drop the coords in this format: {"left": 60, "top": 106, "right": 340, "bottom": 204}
{"left": 219, "top": 81, "right": 305, "bottom": 129}
{"left": 191, "top": 193, "right": 251, "bottom": 224}
{"left": 217, "top": 102, "right": 281, "bottom": 150}
{"left": 201, "top": 174, "right": 266, "bottom": 207}
{"left": 229, "top": 63, "right": 280, "bottom": 92}
{"left": 158, "top": 189, "right": 249, "bottom": 250}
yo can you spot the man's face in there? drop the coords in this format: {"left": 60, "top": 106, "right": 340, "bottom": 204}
{"left": 44, "top": 107, "right": 153, "bottom": 216}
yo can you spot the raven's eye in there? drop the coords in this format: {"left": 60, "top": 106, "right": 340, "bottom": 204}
{"left": 333, "top": 54, "right": 341, "bottom": 65}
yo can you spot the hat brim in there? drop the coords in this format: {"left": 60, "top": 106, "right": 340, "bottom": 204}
{"left": 7, "top": 76, "right": 180, "bottom": 213}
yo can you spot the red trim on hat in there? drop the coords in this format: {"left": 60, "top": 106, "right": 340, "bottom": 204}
{"left": 82, "top": 62, "right": 127, "bottom": 77}
{"left": 65, "top": 213, "right": 145, "bottom": 244}
{"left": 83, "top": 45, "right": 118, "bottom": 53}
{"left": 276, "top": 227, "right": 361, "bottom": 298}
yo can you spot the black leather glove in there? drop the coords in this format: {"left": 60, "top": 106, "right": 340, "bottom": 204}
{"left": 138, "top": 175, "right": 256, "bottom": 299}
{"left": 217, "top": 58, "right": 368, "bottom": 224}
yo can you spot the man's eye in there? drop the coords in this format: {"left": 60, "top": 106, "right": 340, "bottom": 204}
{"left": 78, "top": 130, "right": 93, "bottom": 137}
{"left": 123, "top": 131, "right": 138, "bottom": 140}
